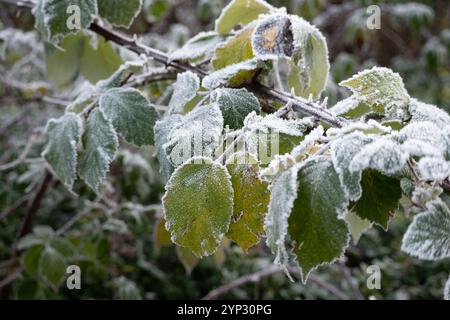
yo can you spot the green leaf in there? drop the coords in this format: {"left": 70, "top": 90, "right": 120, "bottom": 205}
{"left": 43, "top": 0, "right": 98, "bottom": 42}
{"left": 352, "top": 169, "right": 401, "bottom": 229}
{"left": 203, "top": 58, "right": 262, "bottom": 89}
{"left": 226, "top": 153, "right": 270, "bottom": 252}
{"left": 212, "top": 24, "right": 255, "bottom": 70}
{"left": 38, "top": 246, "right": 67, "bottom": 289}
{"left": 340, "top": 67, "right": 410, "bottom": 120}
{"left": 33, "top": 0, "right": 49, "bottom": 39}
{"left": 265, "top": 166, "right": 299, "bottom": 266}
{"left": 99, "top": 87, "right": 158, "bottom": 146}
{"left": 162, "top": 157, "right": 233, "bottom": 257}
{"left": 402, "top": 200, "right": 450, "bottom": 260}
{"left": 211, "top": 88, "right": 260, "bottom": 129}
{"left": 79, "top": 36, "right": 124, "bottom": 84}
{"left": 153, "top": 217, "right": 172, "bottom": 249}
{"left": 345, "top": 211, "right": 372, "bottom": 245}
{"left": 22, "top": 245, "right": 45, "bottom": 276}
{"left": 98, "top": 0, "right": 142, "bottom": 27}
{"left": 44, "top": 33, "right": 123, "bottom": 87}
{"left": 176, "top": 246, "right": 199, "bottom": 275}
{"left": 167, "top": 71, "right": 200, "bottom": 114}
{"left": 42, "top": 112, "right": 82, "bottom": 189}
{"left": 78, "top": 109, "right": 118, "bottom": 193}
{"left": 170, "top": 31, "right": 226, "bottom": 63}
{"left": 215, "top": 0, "right": 273, "bottom": 35}
{"left": 164, "top": 104, "right": 223, "bottom": 167}
{"left": 288, "top": 157, "right": 349, "bottom": 282}
{"left": 287, "top": 16, "right": 329, "bottom": 99}
{"left": 96, "top": 61, "right": 144, "bottom": 91}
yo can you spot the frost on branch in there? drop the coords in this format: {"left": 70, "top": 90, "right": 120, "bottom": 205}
{"left": 402, "top": 200, "right": 450, "bottom": 260}
{"left": 265, "top": 165, "right": 298, "bottom": 267}
{"left": 167, "top": 71, "right": 200, "bottom": 114}
{"left": 340, "top": 67, "right": 410, "bottom": 120}
{"left": 99, "top": 87, "right": 158, "bottom": 146}
{"left": 42, "top": 112, "right": 82, "bottom": 189}
{"left": 162, "top": 157, "right": 233, "bottom": 257}
{"left": 210, "top": 88, "right": 261, "bottom": 129}
{"left": 163, "top": 104, "right": 223, "bottom": 167}
{"left": 78, "top": 109, "right": 118, "bottom": 193}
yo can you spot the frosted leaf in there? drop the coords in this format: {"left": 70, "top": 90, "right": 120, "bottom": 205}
{"left": 287, "top": 15, "right": 329, "bottom": 99}
{"left": 400, "top": 139, "right": 443, "bottom": 158}
{"left": 226, "top": 152, "right": 270, "bottom": 252}
{"left": 170, "top": 31, "right": 226, "bottom": 63}
{"left": 329, "top": 96, "right": 360, "bottom": 116}
{"left": 327, "top": 119, "right": 391, "bottom": 137}
{"left": 43, "top": 0, "right": 98, "bottom": 42}
{"left": 78, "top": 109, "right": 118, "bottom": 193}
{"left": 408, "top": 98, "right": 450, "bottom": 130}
{"left": 398, "top": 121, "right": 447, "bottom": 158}
{"left": 215, "top": 0, "right": 273, "bottom": 35}
{"left": 164, "top": 104, "right": 223, "bottom": 167}
{"left": 345, "top": 211, "right": 372, "bottom": 245}
{"left": 99, "top": 88, "right": 158, "bottom": 146}
{"left": 96, "top": 61, "right": 144, "bottom": 91}
{"left": 167, "top": 71, "right": 200, "bottom": 114}
{"left": 290, "top": 125, "right": 324, "bottom": 159}
{"left": 42, "top": 113, "right": 82, "bottom": 189}
{"left": 244, "top": 112, "right": 308, "bottom": 136}
{"left": 350, "top": 138, "right": 408, "bottom": 175}
{"left": 445, "top": 276, "right": 450, "bottom": 300}
{"left": 264, "top": 165, "right": 299, "bottom": 267}
{"left": 417, "top": 157, "right": 450, "bottom": 181}
{"left": 260, "top": 154, "right": 296, "bottom": 178}
{"left": 202, "top": 59, "right": 262, "bottom": 89}
{"left": 331, "top": 132, "right": 374, "bottom": 201}
{"left": 340, "top": 67, "right": 410, "bottom": 120}
{"left": 210, "top": 88, "right": 261, "bottom": 129}
{"left": 97, "top": 0, "right": 142, "bottom": 28}
{"left": 288, "top": 157, "right": 349, "bottom": 282}
{"left": 251, "top": 14, "right": 294, "bottom": 59}
{"left": 33, "top": 0, "right": 48, "bottom": 39}
{"left": 388, "top": 3, "right": 434, "bottom": 24}
{"left": 154, "top": 114, "right": 184, "bottom": 182}
{"left": 401, "top": 200, "right": 450, "bottom": 260}
{"left": 162, "top": 157, "right": 233, "bottom": 257}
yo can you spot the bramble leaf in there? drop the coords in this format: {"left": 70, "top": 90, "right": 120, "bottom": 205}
{"left": 288, "top": 157, "right": 349, "bottom": 282}
{"left": 78, "top": 109, "right": 118, "bottom": 193}
{"left": 215, "top": 0, "right": 273, "bottom": 35}
{"left": 402, "top": 200, "right": 450, "bottom": 260}
{"left": 99, "top": 87, "right": 158, "bottom": 146}
{"left": 98, "top": 0, "right": 142, "bottom": 27}
{"left": 162, "top": 157, "right": 233, "bottom": 257}
{"left": 226, "top": 153, "right": 270, "bottom": 252}
{"left": 211, "top": 88, "right": 260, "bottom": 129}
{"left": 42, "top": 112, "right": 82, "bottom": 189}
{"left": 167, "top": 71, "right": 200, "bottom": 114}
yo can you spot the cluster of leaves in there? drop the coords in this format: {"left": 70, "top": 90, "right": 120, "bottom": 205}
{"left": 1, "top": 0, "right": 450, "bottom": 299}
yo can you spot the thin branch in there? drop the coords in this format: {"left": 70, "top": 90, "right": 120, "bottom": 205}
{"left": 338, "top": 262, "right": 364, "bottom": 300}
{"left": 0, "top": 194, "right": 32, "bottom": 222}
{"left": 13, "top": 170, "right": 53, "bottom": 255}
{"left": 0, "top": 267, "right": 22, "bottom": 289}
{"left": 202, "top": 265, "right": 348, "bottom": 300}
{"left": 0, "top": 0, "right": 347, "bottom": 128}
{"left": 0, "top": 132, "right": 41, "bottom": 171}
